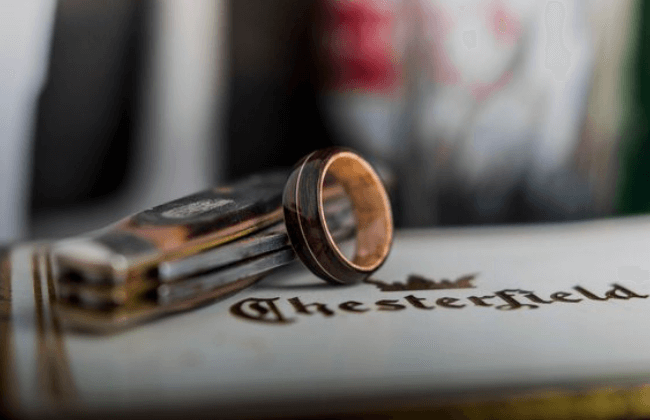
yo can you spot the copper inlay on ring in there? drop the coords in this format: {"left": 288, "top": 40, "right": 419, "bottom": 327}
{"left": 319, "top": 152, "right": 392, "bottom": 272}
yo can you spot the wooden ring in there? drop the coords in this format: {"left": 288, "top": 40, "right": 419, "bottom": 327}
{"left": 283, "top": 147, "right": 393, "bottom": 284}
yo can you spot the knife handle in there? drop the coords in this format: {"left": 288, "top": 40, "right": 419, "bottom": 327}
{"left": 51, "top": 172, "right": 346, "bottom": 285}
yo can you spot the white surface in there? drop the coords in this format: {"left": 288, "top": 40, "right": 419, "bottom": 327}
{"left": 11, "top": 217, "right": 650, "bottom": 414}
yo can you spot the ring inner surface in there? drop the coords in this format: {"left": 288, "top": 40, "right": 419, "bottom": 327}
{"left": 321, "top": 153, "right": 391, "bottom": 271}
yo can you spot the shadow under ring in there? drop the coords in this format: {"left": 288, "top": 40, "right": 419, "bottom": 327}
{"left": 283, "top": 147, "right": 393, "bottom": 284}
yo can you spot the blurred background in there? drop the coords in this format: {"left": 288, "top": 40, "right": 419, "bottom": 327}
{"left": 0, "top": 0, "right": 648, "bottom": 242}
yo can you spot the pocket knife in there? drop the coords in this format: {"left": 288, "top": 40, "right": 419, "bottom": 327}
{"left": 50, "top": 172, "right": 355, "bottom": 332}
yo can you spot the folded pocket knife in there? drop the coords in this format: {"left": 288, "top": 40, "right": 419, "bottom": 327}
{"left": 50, "top": 172, "right": 356, "bottom": 332}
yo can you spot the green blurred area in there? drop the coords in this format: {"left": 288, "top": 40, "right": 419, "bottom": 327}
{"left": 617, "top": 0, "right": 650, "bottom": 214}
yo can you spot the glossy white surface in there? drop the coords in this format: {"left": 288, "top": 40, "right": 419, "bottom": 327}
{"left": 10, "top": 217, "right": 650, "bottom": 414}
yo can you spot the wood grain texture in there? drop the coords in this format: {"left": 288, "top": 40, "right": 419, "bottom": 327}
{"left": 283, "top": 147, "right": 393, "bottom": 284}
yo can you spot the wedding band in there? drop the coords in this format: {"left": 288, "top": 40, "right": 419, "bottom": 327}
{"left": 283, "top": 147, "right": 393, "bottom": 284}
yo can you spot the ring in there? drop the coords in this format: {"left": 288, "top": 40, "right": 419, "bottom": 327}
{"left": 283, "top": 147, "right": 393, "bottom": 284}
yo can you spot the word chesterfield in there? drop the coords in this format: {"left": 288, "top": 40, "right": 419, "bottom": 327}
{"left": 229, "top": 279, "right": 648, "bottom": 324}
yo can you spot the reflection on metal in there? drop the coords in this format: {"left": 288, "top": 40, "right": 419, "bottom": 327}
{"left": 0, "top": 247, "right": 16, "bottom": 415}
{"left": 33, "top": 249, "right": 77, "bottom": 409}
{"left": 53, "top": 208, "right": 355, "bottom": 332}
{"left": 2, "top": 246, "right": 78, "bottom": 418}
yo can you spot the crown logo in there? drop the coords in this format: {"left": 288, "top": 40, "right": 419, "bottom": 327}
{"left": 364, "top": 273, "right": 477, "bottom": 292}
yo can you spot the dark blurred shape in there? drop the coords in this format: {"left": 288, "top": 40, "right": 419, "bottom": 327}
{"left": 31, "top": 0, "right": 148, "bottom": 210}
{"left": 225, "top": 0, "right": 334, "bottom": 180}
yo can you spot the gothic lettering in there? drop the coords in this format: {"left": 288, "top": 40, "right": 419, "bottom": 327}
{"left": 404, "top": 295, "right": 434, "bottom": 310}
{"left": 339, "top": 301, "right": 369, "bottom": 313}
{"left": 467, "top": 295, "right": 495, "bottom": 307}
{"left": 436, "top": 297, "right": 465, "bottom": 308}
{"left": 550, "top": 292, "right": 581, "bottom": 303}
{"left": 574, "top": 286, "right": 608, "bottom": 301}
{"left": 288, "top": 297, "right": 335, "bottom": 317}
{"left": 494, "top": 290, "right": 538, "bottom": 310}
{"left": 229, "top": 281, "right": 650, "bottom": 324}
{"left": 229, "top": 297, "right": 292, "bottom": 324}
{"left": 605, "top": 284, "right": 649, "bottom": 300}
{"left": 520, "top": 290, "right": 553, "bottom": 304}
{"left": 375, "top": 299, "right": 406, "bottom": 311}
